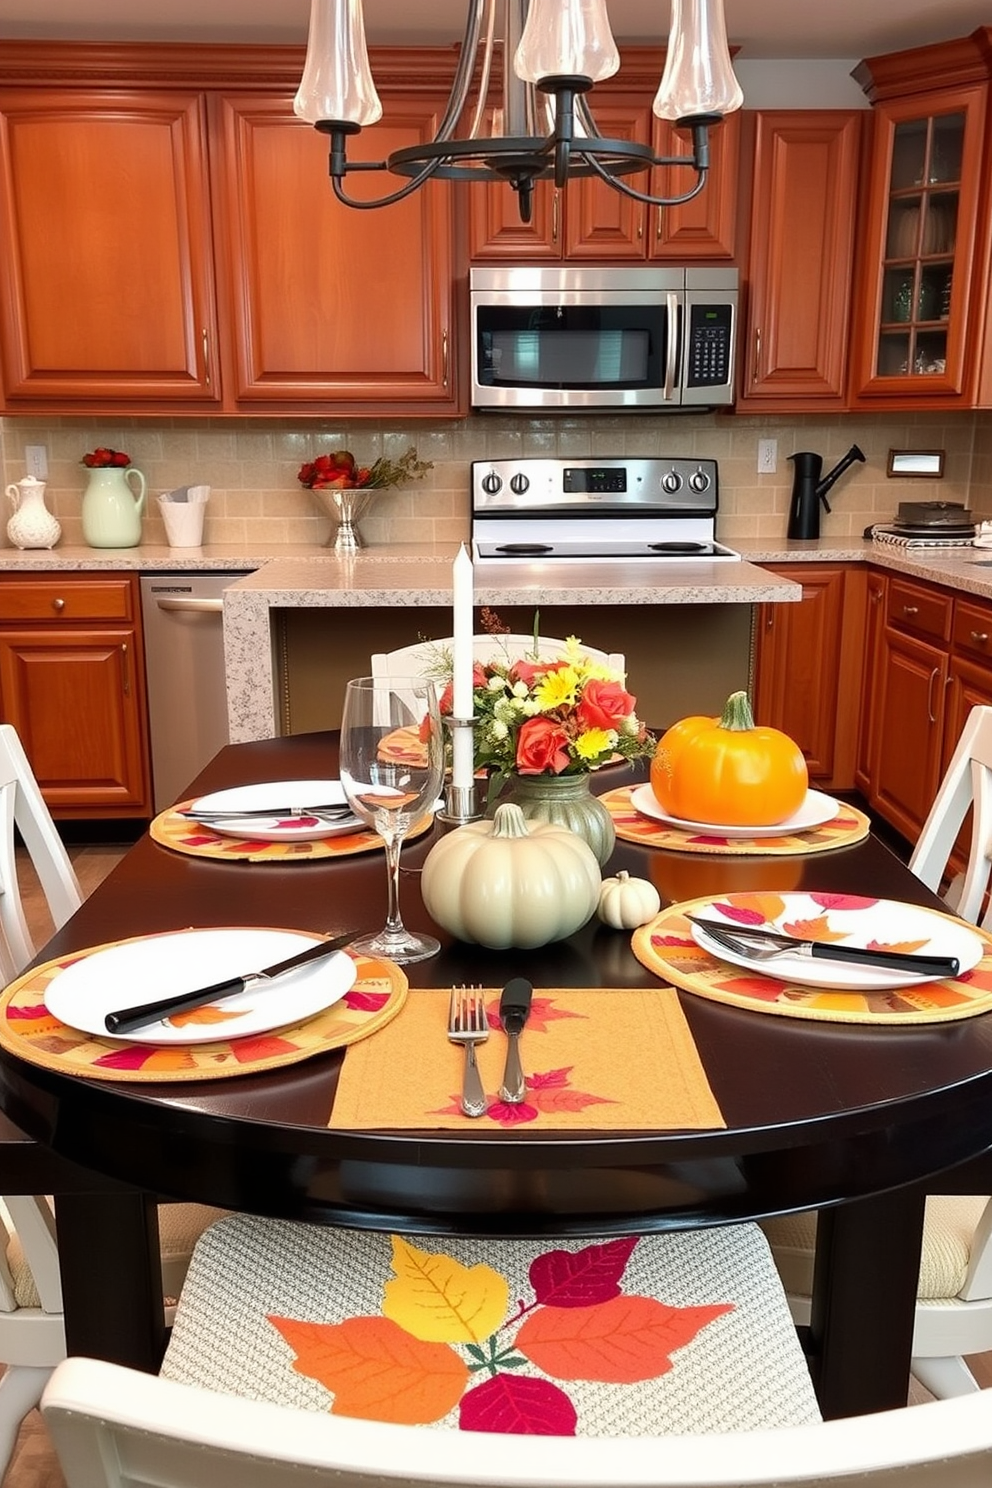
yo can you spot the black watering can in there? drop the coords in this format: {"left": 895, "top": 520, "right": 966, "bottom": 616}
{"left": 787, "top": 444, "right": 867, "bottom": 539}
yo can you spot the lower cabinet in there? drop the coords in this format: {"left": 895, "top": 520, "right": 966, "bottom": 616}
{"left": 752, "top": 564, "right": 867, "bottom": 790}
{"left": 0, "top": 574, "right": 152, "bottom": 818}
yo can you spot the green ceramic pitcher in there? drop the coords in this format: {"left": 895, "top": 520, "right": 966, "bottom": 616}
{"left": 81, "top": 465, "right": 147, "bottom": 548}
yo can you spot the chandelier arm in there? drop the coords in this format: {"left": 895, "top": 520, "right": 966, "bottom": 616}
{"left": 578, "top": 146, "right": 708, "bottom": 207}
{"left": 466, "top": 0, "right": 497, "bottom": 141}
{"left": 434, "top": 0, "right": 489, "bottom": 143}
{"left": 330, "top": 154, "right": 446, "bottom": 210}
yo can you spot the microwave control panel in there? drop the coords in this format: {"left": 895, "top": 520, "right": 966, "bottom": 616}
{"left": 686, "top": 304, "right": 734, "bottom": 388}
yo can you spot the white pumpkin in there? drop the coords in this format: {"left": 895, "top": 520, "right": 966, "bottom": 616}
{"left": 421, "top": 802, "right": 601, "bottom": 949}
{"left": 596, "top": 870, "right": 661, "bottom": 930}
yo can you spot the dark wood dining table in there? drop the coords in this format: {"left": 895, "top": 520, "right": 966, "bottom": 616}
{"left": 2, "top": 731, "right": 992, "bottom": 1423}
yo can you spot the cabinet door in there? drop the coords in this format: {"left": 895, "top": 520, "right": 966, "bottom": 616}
{"left": 855, "top": 569, "right": 887, "bottom": 793}
{"left": 752, "top": 564, "right": 865, "bottom": 788}
{"left": 849, "top": 84, "right": 987, "bottom": 404}
{"left": 0, "top": 628, "right": 151, "bottom": 815}
{"left": 214, "top": 93, "right": 457, "bottom": 410}
{"left": 564, "top": 103, "right": 651, "bottom": 260}
{"left": 870, "top": 627, "right": 948, "bottom": 843}
{"left": 739, "top": 112, "right": 861, "bottom": 409}
{"left": 649, "top": 112, "right": 740, "bottom": 260}
{"left": 469, "top": 179, "right": 560, "bottom": 260}
{"left": 0, "top": 88, "right": 219, "bottom": 409}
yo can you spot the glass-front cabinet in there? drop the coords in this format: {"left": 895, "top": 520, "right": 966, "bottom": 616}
{"left": 850, "top": 62, "right": 989, "bottom": 406}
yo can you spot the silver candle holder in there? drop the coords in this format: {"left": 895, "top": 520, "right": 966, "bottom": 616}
{"left": 437, "top": 714, "right": 483, "bottom": 827}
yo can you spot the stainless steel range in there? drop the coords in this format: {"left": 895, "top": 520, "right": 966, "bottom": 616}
{"left": 471, "top": 457, "right": 740, "bottom": 564}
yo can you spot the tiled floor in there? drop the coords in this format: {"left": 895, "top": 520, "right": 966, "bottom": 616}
{"left": 2, "top": 843, "right": 991, "bottom": 1485}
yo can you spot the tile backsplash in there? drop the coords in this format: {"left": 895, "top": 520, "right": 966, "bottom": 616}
{"left": 0, "top": 409, "right": 984, "bottom": 550}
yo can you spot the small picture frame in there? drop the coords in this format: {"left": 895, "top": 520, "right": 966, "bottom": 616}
{"left": 887, "top": 449, "right": 945, "bottom": 478}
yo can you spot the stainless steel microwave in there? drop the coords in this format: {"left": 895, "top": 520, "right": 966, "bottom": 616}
{"left": 470, "top": 265, "right": 738, "bottom": 411}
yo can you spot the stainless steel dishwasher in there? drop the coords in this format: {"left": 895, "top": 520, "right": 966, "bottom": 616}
{"left": 140, "top": 573, "right": 245, "bottom": 812}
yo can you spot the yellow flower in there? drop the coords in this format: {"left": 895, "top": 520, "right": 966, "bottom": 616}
{"left": 575, "top": 727, "right": 613, "bottom": 760}
{"left": 534, "top": 665, "right": 580, "bottom": 711}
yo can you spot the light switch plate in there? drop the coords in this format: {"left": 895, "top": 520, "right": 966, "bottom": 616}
{"left": 25, "top": 445, "right": 48, "bottom": 479}
{"left": 757, "top": 439, "right": 777, "bottom": 474}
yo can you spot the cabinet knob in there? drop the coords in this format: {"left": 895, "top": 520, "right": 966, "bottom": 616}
{"left": 903, "top": 604, "right": 919, "bottom": 616}
{"left": 971, "top": 630, "right": 989, "bottom": 645}
{"left": 51, "top": 597, "right": 65, "bottom": 611}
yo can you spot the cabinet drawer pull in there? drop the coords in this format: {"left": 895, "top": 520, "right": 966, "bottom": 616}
{"left": 442, "top": 329, "right": 449, "bottom": 388}
{"left": 202, "top": 329, "right": 211, "bottom": 387}
{"left": 51, "top": 597, "right": 65, "bottom": 612}
{"left": 927, "top": 666, "right": 939, "bottom": 724}
{"left": 903, "top": 605, "right": 919, "bottom": 616}
{"left": 753, "top": 327, "right": 761, "bottom": 383}
{"left": 971, "top": 630, "right": 989, "bottom": 645}
{"left": 121, "top": 641, "right": 130, "bottom": 698}
{"left": 552, "top": 191, "right": 560, "bottom": 244}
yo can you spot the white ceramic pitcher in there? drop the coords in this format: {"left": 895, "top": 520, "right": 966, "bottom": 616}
{"left": 5, "top": 476, "right": 61, "bottom": 550}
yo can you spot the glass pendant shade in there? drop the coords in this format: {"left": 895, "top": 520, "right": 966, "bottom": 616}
{"left": 514, "top": 0, "right": 620, "bottom": 85}
{"left": 293, "top": 0, "right": 383, "bottom": 127}
{"left": 653, "top": 0, "right": 743, "bottom": 121}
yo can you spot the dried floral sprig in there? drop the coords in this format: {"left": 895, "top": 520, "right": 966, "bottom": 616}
{"left": 298, "top": 445, "right": 432, "bottom": 491}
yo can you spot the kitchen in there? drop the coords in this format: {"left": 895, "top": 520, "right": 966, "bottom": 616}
{"left": 1, "top": 0, "right": 992, "bottom": 845}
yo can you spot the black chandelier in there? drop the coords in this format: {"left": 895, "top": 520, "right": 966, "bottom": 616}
{"left": 294, "top": 0, "right": 744, "bottom": 225}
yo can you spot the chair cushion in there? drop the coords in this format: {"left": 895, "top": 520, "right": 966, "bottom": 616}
{"left": 7, "top": 1202, "right": 227, "bottom": 1310}
{"left": 760, "top": 1196, "right": 989, "bottom": 1303}
{"left": 161, "top": 1216, "right": 820, "bottom": 1437}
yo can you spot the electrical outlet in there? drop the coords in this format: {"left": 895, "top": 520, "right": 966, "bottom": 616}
{"left": 25, "top": 445, "right": 48, "bottom": 479}
{"left": 757, "top": 438, "right": 777, "bottom": 474}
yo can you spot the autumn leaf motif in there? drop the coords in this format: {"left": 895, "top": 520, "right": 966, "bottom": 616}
{"left": 808, "top": 893, "right": 876, "bottom": 913}
{"left": 484, "top": 996, "right": 586, "bottom": 1035}
{"left": 529, "top": 1238, "right": 638, "bottom": 1308}
{"left": 713, "top": 974, "right": 789, "bottom": 1002}
{"left": 267, "top": 1314, "right": 467, "bottom": 1424}
{"left": 710, "top": 893, "right": 787, "bottom": 927}
{"left": 780, "top": 915, "right": 847, "bottom": 944}
{"left": 167, "top": 1003, "right": 248, "bottom": 1027}
{"left": 383, "top": 1236, "right": 509, "bottom": 1344}
{"left": 866, "top": 938, "right": 931, "bottom": 954}
{"left": 342, "top": 989, "right": 390, "bottom": 1012}
{"left": 460, "top": 1373, "right": 578, "bottom": 1436}
{"left": 486, "top": 1100, "right": 540, "bottom": 1127}
{"left": 515, "top": 1294, "right": 733, "bottom": 1384}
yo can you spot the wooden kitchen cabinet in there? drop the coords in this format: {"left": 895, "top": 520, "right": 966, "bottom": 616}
{"left": 752, "top": 563, "right": 867, "bottom": 789}
{"left": 0, "top": 86, "right": 220, "bottom": 411}
{"left": 850, "top": 33, "right": 992, "bottom": 408}
{"left": 212, "top": 89, "right": 457, "bottom": 412}
{"left": 0, "top": 575, "right": 151, "bottom": 818}
{"left": 855, "top": 567, "right": 887, "bottom": 793}
{"left": 738, "top": 112, "right": 862, "bottom": 410}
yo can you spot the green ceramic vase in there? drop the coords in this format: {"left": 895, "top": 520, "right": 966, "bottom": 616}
{"left": 491, "top": 772, "right": 616, "bottom": 867}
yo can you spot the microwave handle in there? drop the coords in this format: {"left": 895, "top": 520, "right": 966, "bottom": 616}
{"left": 664, "top": 293, "right": 680, "bottom": 402}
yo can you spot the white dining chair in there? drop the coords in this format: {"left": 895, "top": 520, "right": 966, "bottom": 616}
{"left": 41, "top": 1354, "right": 992, "bottom": 1488}
{"left": 763, "top": 703, "right": 992, "bottom": 1399}
{"left": 0, "top": 723, "right": 225, "bottom": 1478}
{"left": 372, "top": 633, "right": 626, "bottom": 684}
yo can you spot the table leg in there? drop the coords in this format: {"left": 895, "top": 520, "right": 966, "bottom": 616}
{"left": 53, "top": 1191, "right": 166, "bottom": 1373}
{"left": 808, "top": 1186, "right": 925, "bottom": 1419}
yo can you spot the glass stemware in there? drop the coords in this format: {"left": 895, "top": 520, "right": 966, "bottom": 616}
{"left": 339, "top": 675, "right": 443, "bottom": 964}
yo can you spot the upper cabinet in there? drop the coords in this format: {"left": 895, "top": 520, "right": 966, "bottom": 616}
{"left": 0, "top": 88, "right": 220, "bottom": 410}
{"left": 737, "top": 111, "right": 862, "bottom": 411}
{"left": 0, "top": 43, "right": 461, "bottom": 416}
{"left": 469, "top": 51, "right": 740, "bottom": 264}
{"left": 849, "top": 31, "right": 992, "bottom": 408}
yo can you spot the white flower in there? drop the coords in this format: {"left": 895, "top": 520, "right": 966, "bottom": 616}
{"left": 487, "top": 675, "right": 507, "bottom": 694}
{"left": 492, "top": 719, "right": 509, "bottom": 740}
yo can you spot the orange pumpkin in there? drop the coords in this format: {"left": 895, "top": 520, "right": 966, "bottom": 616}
{"left": 650, "top": 690, "right": 808, "bottom": 826}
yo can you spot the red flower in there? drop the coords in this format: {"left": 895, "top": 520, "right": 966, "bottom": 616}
{"left": 576, "top": 678, "right": 636, "bottom": 730}
{"left": 509, "top": 658, "right": 567, "bottom": 689}
{"left": 515, "top": 716, "right": 570, "bottom": 775}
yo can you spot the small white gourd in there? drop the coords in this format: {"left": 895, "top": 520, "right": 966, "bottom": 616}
{"left": 421, "top": 802, "right": 601, "bottom": 949}
{"left": 596, "top": 870, "right": 661, "bottom": 930}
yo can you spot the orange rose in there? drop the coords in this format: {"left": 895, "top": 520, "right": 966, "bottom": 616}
{"left": 515, "top": 716, "right": 570, "bottom": 774}
{"left": 576, "top": 678, "right": 636, "bottom": 731}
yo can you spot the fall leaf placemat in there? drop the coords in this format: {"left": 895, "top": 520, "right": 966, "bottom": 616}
{"left": 602, "top": 786, "right": 870, "bottom": 856}
{"left": 150, "top": 801, "right": 433, "bottom": 864}
{"left": 633, "top": 895, "right": 992, "bottom": 1025}
{"left": 329, "top": 987, "right": 725, "bottom": 1131}
{"left": 0, "top": 939, "right": 408, "bottom": 1083}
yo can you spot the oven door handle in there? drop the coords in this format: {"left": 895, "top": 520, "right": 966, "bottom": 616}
{"left": 663, "top": 293, "right": 680, "bottom": 403}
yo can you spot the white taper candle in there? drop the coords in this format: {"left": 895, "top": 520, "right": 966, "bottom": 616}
{"left": 451, "top": 543, "right": 475, "bottom": 791}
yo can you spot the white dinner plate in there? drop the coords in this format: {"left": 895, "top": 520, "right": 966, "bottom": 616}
{"left": 185, "top": 779, "right": 362, "bottom": 842}
{"left": 44, "top": 927, "right": 358, "bottom": 1044}
{"left": 630, "top": 784, "right": 840, "bottom": 838}
{"left": 688, "top": 893, "right": 984, "bottom": 990}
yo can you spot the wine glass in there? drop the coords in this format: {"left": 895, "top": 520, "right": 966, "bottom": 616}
{"left": 339, "top": 675, "right": 444, "bottom": 964}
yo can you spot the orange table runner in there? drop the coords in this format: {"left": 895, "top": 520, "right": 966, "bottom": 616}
{"left": 329, "top": 986, "right": 725, "bottom": 1132}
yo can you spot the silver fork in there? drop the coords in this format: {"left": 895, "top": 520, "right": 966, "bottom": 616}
{"left": 447, "top": 984, "right": 489, "bottom": 1118}
{"left": 180, "top": 804, "right": 353, "bottom": 823}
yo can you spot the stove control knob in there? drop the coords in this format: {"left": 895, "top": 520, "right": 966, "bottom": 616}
{"left": 509, "top": 473, "right": 530, "bottom": 495}
{"left": 662, "top": 471, "right": 683, "bottom": 494}
{"left": 480, "top": 472, "right": 503, "bottom": 495}
{"left": 689, "top": 467, "right": 712, "bottom": 494}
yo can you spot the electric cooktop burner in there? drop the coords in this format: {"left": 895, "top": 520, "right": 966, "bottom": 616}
{"left": 470, "top": 456, "right": 741, "bottom": 565}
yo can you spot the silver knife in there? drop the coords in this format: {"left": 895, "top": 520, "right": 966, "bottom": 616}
{"left": 104, "top": 929, "right": 363, "bottom": 1036}
{"left": 498, "top": 977, "right": 533, "bottom": 1103}
{"left": 685, "top": 914, "right": 960, "bottom": 978}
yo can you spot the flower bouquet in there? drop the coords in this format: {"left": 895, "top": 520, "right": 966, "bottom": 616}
{"left": 298, "top": 446, "right": 433, "bottom": 553}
